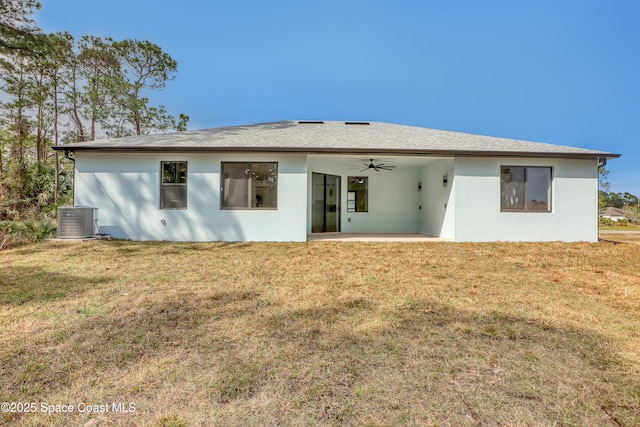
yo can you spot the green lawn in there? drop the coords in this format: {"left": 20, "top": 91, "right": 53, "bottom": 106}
{"left": 1, "top": 240, "right": 639, "bottom": 426}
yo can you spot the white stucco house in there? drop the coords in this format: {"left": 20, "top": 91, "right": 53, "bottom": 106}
{"left": 599, "top": 207, "right": 628, "bottom": 222}
{"left": 52, "top": 120, "right": 620, "bottom": 242}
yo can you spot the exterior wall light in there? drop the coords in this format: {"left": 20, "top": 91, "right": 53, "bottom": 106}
{"left": 418, "top": 182, "right": 422, "bottom": 192}
{"left": 443, "top": 174, "right": 448, "bottom": 187}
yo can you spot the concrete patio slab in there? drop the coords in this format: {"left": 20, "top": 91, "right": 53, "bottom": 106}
{"left": 307, "top": 233, "right": 452, "bottom": 242}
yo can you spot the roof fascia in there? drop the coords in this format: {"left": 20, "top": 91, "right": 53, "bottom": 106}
{"left": 51, "top": 145, "right": 621, "bottom": 160}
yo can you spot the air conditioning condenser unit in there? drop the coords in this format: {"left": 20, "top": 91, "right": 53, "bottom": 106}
{"left": 57, "top": 206, "right": 96, "bottom": 239}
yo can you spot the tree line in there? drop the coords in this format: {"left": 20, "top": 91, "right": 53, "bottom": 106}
{"left": 599, "top": 167, "right": 639, "bottom": 222}
{"left": 0, "top": 0, "right": 187, "bottom": 221}
{"left": 599, "top": 191, "right": 639, "bottom": 211}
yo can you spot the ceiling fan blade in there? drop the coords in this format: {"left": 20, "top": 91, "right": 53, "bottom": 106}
{"left": 351, "top": 159, "right": 395, "bottom": 171}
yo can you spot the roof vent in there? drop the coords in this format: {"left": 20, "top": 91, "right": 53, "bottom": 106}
{"left": 298, "top": 120, "right": 324, "bottom": 124}
{"left": 345, "top": 121, "right": 370, "bottom": 125}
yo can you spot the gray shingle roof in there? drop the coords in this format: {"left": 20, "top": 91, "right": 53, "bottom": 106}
{"left": 52, "top": 120, "right": 620, "bottom": 159}
{"left": 599, "top": 207, "right": 627, "bottom": 217}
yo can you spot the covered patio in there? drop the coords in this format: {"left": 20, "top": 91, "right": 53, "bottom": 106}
{"left": 307, "top": 154, "right": 455, "bottom": 239}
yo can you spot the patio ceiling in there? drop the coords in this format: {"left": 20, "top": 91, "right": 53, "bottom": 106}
{"left": 309, "top": 154, "right": 442, "bottom": 167}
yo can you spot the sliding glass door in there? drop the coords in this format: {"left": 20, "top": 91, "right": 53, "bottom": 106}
{"left": 312, "top": 173, "right": 340, "bottom": 233}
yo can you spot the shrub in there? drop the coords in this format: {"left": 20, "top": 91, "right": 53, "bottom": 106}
{"left": 0, "top": 219, "right": 57, "bottom": 249}
{"left": 599, "top": 217, "right": 615, "bottom": 227}
{"left": 0, "top": 161, "right": 72, "bottom": 221}
{"left": 0, "top": 222, "right": 11, "bottom": 250}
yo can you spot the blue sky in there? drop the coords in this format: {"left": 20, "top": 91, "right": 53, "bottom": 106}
{"left": 37, "top": 0, "right": 639, "bottom": 195}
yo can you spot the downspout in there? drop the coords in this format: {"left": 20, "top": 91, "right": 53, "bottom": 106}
{"left": 63, "top": 149, "right": 76, "bottom": 206}
{"left": 597, "top": 158, "right": 606, "bottom": 169}
{"left": 596, "top": 157, "right": 607, "bottom": 241}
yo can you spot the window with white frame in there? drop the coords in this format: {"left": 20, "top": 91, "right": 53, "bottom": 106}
{"left": 221, "top": 162, "right": 278, "bottom": 209}
{"left": 500, "top": 166, "right": 551, "bottom": 212}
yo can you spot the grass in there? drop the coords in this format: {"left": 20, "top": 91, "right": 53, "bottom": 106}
{"left": 1, "top": 240, "right": 639, "bottom": 426}
{"left": 599, "top": 230, "right": 640, "bottom": 244}
{"left": 600, "top": 226, "right": 640, "bottom": 232}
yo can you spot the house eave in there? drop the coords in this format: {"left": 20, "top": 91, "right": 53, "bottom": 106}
{"left": 51, "top": 145, "right": 621, "bottom": 160}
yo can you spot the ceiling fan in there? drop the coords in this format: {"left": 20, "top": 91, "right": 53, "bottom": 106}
{"left": 361, "top": 159, "right": 395, "bottom": 172}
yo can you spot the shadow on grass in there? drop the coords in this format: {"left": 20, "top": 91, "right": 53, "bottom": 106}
{"left": 1, "top": 289, "right": 638, "bottom": 426}
{"left": 0, "top": 266, "right": 112, "bottom": 306}
{"left": 0, "top": 288, "right": 262, "bottom": 404}
{"left": 9, "top": 241, "right": 58, "bottom": 256}
{"left": 259, "top": 299, "right": 638, "bottom": 425}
